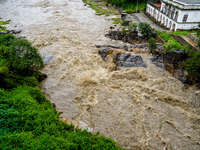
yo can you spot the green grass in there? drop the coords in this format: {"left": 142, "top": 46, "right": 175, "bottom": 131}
{"left": 156, "top": 30, "right": 186, "bottom": 51}
{"left": 84, "top": 0, "right": 120, "bottom": 16}
{"left": 106, "top": 0, "right": 147, "bottom": 13}
{"left": 111, "top": 18, "right": 121, "bottom": 24}
{"left": 171, "top": 30, "right": 197, "bottom": 36}
{"left": 0, "top": 86, "right": 122, "bottom": 150}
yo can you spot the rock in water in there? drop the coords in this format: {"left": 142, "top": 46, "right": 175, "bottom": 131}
{"left": 98, "top": 47, "right": 111, "bottom": 60}
{"left": 121, "top": 55, "right": 147, "bottom": 68}
{"left": 98, "top": 47, "right": 147, "bottom": 69}
{"left": 40, "top": 54, "right": 53, "bottom": 65}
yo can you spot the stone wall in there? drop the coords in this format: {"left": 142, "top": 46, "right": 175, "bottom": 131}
{"left": 156, "top": 35, "right": 165, "bottom": 44}
{"left": 186, "top": 33, "right": 199, "bottom": 44}
{"left": 170, "top": 34, "right": 198, "bottom": 51}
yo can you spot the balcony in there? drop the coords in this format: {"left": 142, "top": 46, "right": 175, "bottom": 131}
{"left": 147, "top": 2, "right": 161, "bottom": 11}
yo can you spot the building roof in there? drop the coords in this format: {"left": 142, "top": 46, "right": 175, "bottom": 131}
{"left": 175, "top": 0, "right": 200, "bottom": 5}
{"left": 153, "top": 3, "right": 161, "bottom": 7}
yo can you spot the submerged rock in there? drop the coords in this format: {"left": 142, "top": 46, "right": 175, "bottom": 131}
{"left": 6, "top": 29, "right": 22, "bottom": 34}
{"left": 59, "top": 115, "right": 93, "bottom": 133}
{"left": 98, "top": 47, "right": 147, "bottom": 69}
{"left": 41, "top": 54, "right": 53, "bottom": 65}
{"left": 150, "top": 49, "right": 188, "bottom": 83}
{"left": 121, "top": 55, "right": 147, "bottom": 68}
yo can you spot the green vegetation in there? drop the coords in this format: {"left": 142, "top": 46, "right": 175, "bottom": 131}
{"left": 0, "top": 86, "right": 122, "bottom": 149}
{"left": 0, "top": 24, "right": 121, "bottom": 149}
{"left": 0, "top": 34, "right": 43, "bottom": 89}
{"left": 106, "top": 0, "right": 148, "bottom": 13}
{"left": 129, "top": 22, "right": 138, "bottom": 31}
{"left": 156, "top": 30, "right": 200, "bottom": 82}
{"left": 163, "top": 39, "right": 185, "bottom": 52}
{"left": 171, "top": 30, "right": 196, "bottom": 36}
{"left": 139, "top": 22, "right": 152, "bottom": 39}
{"left": 83, "top": 0, "right": 119, "bottom": 16}
{"left": 111, "top": 18, "right": 121, "bottom": 24}
{"left": 121, "top": 20, "right": 130, "bottom": 26}
{"left": 148, "top": 37, "right": 156, "bottom": 50}
{"left": 183, "top": 50, "right": 200, "bottom": 82}
{"left": 0, "top": 20, "right": 9, "bottom": 32}
{"left": 156, "top": 30, "right": 185, "bottom": 51}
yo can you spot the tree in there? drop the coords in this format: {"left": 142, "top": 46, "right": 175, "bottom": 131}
{"left": 129, "top": 22, "right": 138, "bottom": 31}
{"left": 138, "top": 22, "right": 152, "bottom": 39}
{"left": 183, "top": 51, "right": 200, "bottom": 81}
{"left": 148, "top": 37, "right": 156, "bottom": 50}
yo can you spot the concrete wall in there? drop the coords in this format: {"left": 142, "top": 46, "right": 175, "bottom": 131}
{"left": 146, "top": 2, "right": 200, "bottom": 31}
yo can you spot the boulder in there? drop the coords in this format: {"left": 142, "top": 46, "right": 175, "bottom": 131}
{"left": 6, "top": 30, "right": 22, "bottom": 34}
{"left": 119, "top": 53, "right": 131, "bottom": 62}
{"left": 98, "top": 47, "right": 147, "bottom": 68}
{"left": 98, "top": 47, "right": 111, "bottom": 60}
{"left": 40, "top": 54, "right": 53, "bottom": 65}
{"left": 150, "top": 54, "right": 165, "bottom": 70}
{"left": 121, "top": 55, "right": 147, "bottom": 68}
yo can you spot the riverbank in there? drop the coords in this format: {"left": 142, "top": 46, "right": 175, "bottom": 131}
{"left": 0, "top": 33, "right": 121, "bottom": 149}
{"left": 1, "top": 0, "right": 200, "bottom": 149}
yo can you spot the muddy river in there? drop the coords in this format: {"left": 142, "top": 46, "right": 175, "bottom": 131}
{"left": 1, "top": 0, "right": 200, "bottom": 149}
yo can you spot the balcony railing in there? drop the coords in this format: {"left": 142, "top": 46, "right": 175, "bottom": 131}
{"left": 147, "top": 2, "right": 161, "bottom": 11}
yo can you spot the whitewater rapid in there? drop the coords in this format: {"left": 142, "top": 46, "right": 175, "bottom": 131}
{"left": 1, "top": 0, "right": 200, "bottom": 149}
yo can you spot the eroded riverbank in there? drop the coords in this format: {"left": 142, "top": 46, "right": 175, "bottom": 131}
{"left": 1, "top": 0, "right": 200, "bottom": 149}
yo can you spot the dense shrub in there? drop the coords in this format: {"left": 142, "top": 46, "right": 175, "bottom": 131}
{"left": 8, "top": 38, "right": 43, "bottom": 71}
{"left": 139, "top": 22, "right": 152, "bottom": 39}
{"left": 106, "top": 0, "right": 148, "bottom": 13}
{"left": 0, "top": 20, "right": 9, "bottom": 32}
{"left": 0, "top": 35, "right": 43, "bottom": 88}
{"left": 183, "top": 51, "right": 200, "bottom": 81}
{"left": 121, "top": 20, "right": 130, "bottom": 26}
{"left": 0, "top": 86, "right": 122, "bottom": 149}
{"left": 129, "top": 22, "right": 138, "bottom": 31}
{"left": 148, "top": 37, "right": 156, "bottom": 50}
{"left": 155, "top": 30, "right": 171, "bottom": 42}
{"left": 0, "top": 31, "right": 121, "bottom": 149}
{"left": 163, "top": 39, "right": 184, "bottom": 52}
{"left": 156, "top": 31, "right": 186, "bottom": 51}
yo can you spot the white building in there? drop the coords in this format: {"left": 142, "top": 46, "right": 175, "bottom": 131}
{"left": 146, "top": 0, "right": 200, "bottom": 31}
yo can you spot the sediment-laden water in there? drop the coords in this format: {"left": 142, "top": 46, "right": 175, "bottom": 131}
{"left": 1, "top": 0, "right": 200, "bottom": 149}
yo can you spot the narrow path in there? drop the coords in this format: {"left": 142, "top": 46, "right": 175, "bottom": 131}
{"left": 181, "top": 35, "right": 198, "bottom": 47}
{"left": 129, "top": 12, "right": 165, "bottom": 31}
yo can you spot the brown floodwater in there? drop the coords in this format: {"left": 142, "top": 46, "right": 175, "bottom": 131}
{"left": 1, "top": 0, "right": 200, "bottom": 149}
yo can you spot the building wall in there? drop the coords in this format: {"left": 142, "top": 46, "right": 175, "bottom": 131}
{"left": 178, "top": 10, "right": 200, "bottom": 22}
{"left": 146, "top": 2, "right": 200, "bottom": 31}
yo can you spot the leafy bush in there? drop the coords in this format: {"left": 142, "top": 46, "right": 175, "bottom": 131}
{"left": 106, "top": 0, "right": 147, "bottom": 12}
{"left": 0, "top": 86, "right": 122, "bottom": 149}
{"left": 156, "top": 31, "right": 186, "bottom": 51}
{"left": 155, "top": 30, "right": 172, "bottom": 42}
{"left": 121, "top": 20, "right": 130, "bottom": 26}
{"left": 163, "top": 39, "right": 176, "bottom": 52}
{"left": 8, "top": 38, "right": 43, "bottom": 71}
{"left": 0, "top": 32, "right": 121, "bottom": 149}
{"left": 112, "top": 18, "right": 121, "bottom": 24}
{"left": 148, "top": 37, "right": 156, "bottom": 50}
{"left": 0, "top": 35, "right": 44, "bottom": 88}
{"left": 129, "top": 22, "right": 138, "bottom": 31}
{"left": 198, "top": 40, "right": 200, "bottom": 47}
{"left": 0, "top": 20, "right": 9, "bottom": 32}
{"left": 121, "top": 27, "right": 127, "bottom": 34}
{"left": 183, "top": 51, "right": 200, "bottom": 80}
{"left": 139, "top": 22, "right": 152, "bottom": 39}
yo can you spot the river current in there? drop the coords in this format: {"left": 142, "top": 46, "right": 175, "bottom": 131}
{"left": 1, "top": 0, "right": 200, "bottom": 149}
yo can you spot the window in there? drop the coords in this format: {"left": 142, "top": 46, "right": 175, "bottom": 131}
{"left": 182, "top": 15, "right": 188, "bottom": 22}
{"left": 175, "top": 13, "right": 178, "bottom": 21}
